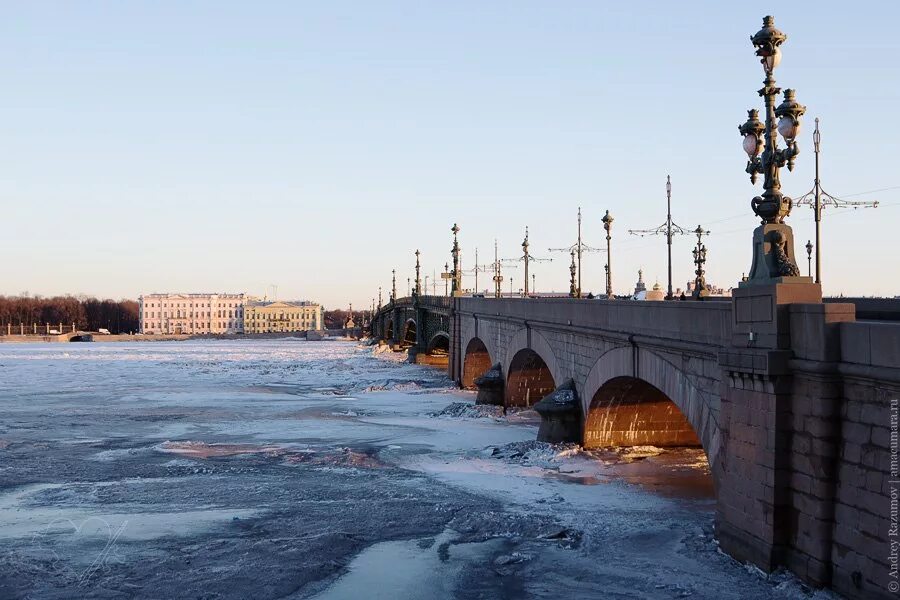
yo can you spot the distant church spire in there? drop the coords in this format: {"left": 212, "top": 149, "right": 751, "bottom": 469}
{"left": 633, "top": 268, "right": 647, "bottom": 295}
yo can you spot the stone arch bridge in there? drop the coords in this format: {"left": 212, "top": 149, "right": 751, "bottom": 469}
{"left": 371, "top": 293, "right": 900, "bottom": 600}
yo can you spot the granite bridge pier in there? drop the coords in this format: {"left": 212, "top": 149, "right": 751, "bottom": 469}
{"left": 371, "top": 290, "right": 899, "bottom": 600}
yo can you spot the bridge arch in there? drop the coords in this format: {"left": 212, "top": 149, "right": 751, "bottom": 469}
{"left": 503, "top": 329, "right": 561, "bottom": 408}
{"left": 585, "top": 376, "right": 701, "bottom": 447}
{"left": 462, "top": 337, "right": 492, "bottom": 389}
{"left": 402, "top": 319, "right": 417, "bottom": 346}
{"left": 506, "top": 347, "right": 557, "bottom": 408}
{"left": 502, "top": 327, "right": 563, "bottom": 387}
{"left": 426, "top": 331, "right": 450, "bottom": 355}
{"left": 582, "top": 346, "right": 720, "bottom": 475}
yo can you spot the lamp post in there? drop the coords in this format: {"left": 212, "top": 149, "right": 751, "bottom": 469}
{"left": 739, "top": 16, "right": 806, "bottom": 282}
{"left": 378, "top": 287, "right": 382, "bottom": 310}
{"left": 805, "top": 240, "right": 813, "bottom": 277}
{"left": 569, "top": 250, "right": 577, "bottom": 298}
{"left": 407, "top": 277, "right": 410, "bottom": 297}
{"left": 602, "top": 210, "right": 614, "bottom": 299}
{"left": 414, "top": 249, "right": 421, "bottom": 296}
{"left": 444, "top": 262, "right": 450, "bottom": 296}
{"left": 506, "top": 226, "right": 550, "bottom": 297}
{"left": 450, "top": 223, "right": 461, "bottom": 295}
{"left": 691, "top": 225, "right": 711, "bottom": 299}
{"left": 492, "top": 239, "right": 503, "bottom": 298}
{"left": 532, "top": 273, "right": 536, "bottom": 295}
{"left": 391, "top": 269, "right": 397, "bottom": 303}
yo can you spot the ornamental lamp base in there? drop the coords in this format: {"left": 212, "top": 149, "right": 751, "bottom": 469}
{"left": 741, "top": 223, "right": 809, "bottom": 287}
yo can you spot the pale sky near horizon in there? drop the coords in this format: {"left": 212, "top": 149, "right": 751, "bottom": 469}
{"left": 2, "top": 1, "right": 898, "bottom": 309}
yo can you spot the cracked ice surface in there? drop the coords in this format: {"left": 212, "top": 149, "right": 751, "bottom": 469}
{"left": 0, "top": 340, "right": 836, "bottom": 599}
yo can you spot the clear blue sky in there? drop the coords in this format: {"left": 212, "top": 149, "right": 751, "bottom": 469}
{"left": 1, "top": 1, "right": 898, "bottom": 308}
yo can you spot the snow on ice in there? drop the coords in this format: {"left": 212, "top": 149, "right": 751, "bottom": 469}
{"left": 0, "top": 339, "right": 839, "bottom": 599}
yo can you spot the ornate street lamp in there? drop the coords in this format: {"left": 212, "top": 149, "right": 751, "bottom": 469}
{"left": 506, "top": 226, "right": 551, "bottom": 297}
{"left": 444, "top": 262, "right": 450, "bottom": 296}
{"left": 602, "top": 210, "right": 614, "bottom": 299}
{"left": 391, "top": 269, "right": 397, "bottom": 303}
{"left": 569, "top": 250, "right": 577, "bottom": 298}
{"left": 450, "top": 224, "right": 462, "bottom": 295}
{"left": 739, "top": 16, "right": 807, "bottom": 283}
{"left": 378, "top": 287, "right": 382, "bottom": 310}
{"left": 691, "top": 225, "right": 711, "bottom": 299}
{"left": 492, "top": 239, "right": 515, "bottom": 298}
{"left": 522, "top": 228, "right": 530, "bottom": 296}
{"left": 805, "top": 240, "right": 813, "bottom": 277}
{"left": 414, "top": 249, "right": 421, "bottom": 296}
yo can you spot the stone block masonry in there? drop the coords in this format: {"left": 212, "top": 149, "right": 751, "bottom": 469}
{"left": 369, "top": 294, "right": 900, "bottom": 600}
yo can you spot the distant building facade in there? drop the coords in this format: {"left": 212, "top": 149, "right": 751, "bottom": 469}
{"left": 243, "top": 301, "right": 322, "bottom": 334}
{"left": 685, "top": 281, "right": 733, "bottom": 297}
{"left": 139, "top": 293, "right": 249, "bottom": 334}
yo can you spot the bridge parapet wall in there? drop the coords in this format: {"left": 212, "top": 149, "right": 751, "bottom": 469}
{"left": 454, "top": 297, "right": 731, "bottom": 406}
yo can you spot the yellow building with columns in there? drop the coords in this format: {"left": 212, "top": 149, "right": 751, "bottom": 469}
{"left": 243, "top": 301, "right": 322, "bottom": 334}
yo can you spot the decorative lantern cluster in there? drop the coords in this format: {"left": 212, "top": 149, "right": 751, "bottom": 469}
{"left": 739, "top": 15, "right": 806, "bottom": 225}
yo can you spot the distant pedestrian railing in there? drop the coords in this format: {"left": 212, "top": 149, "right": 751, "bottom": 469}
{"left": 1, "top": 323, "right": 79, "bottom": 336}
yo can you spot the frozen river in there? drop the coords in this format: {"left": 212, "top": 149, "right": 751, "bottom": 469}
{"left": 0, "top": 340, "right": 832, "bottom": 599}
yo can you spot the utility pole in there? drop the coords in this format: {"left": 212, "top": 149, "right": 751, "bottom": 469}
{"left": 628, "top": 176, "right": 689, "bottom": 299}
{"left": 793, "top": 118, "right": 879, "bottom": 285}
{"left": 492, "top": 239, "right": 518, "bottom": 298}
{"left": 462, "top": 247, "right": 491, "bottom": 294}
{"left": 549, "top": 207, "right": 603, "bottom": 298}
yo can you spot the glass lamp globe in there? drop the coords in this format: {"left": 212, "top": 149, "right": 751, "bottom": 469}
{"left": 763, "top": 47, "right": 782, "bottom": 72}
{"left": 743, "top": 133, "right": 760, "bottom": 157}
{"left": 777, "top": 116, "right": 799, "bottom": 141}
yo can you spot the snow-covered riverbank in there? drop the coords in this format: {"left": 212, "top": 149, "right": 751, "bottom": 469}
{"left": 0, "top": 340, "right": 836, "bottom": 599}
